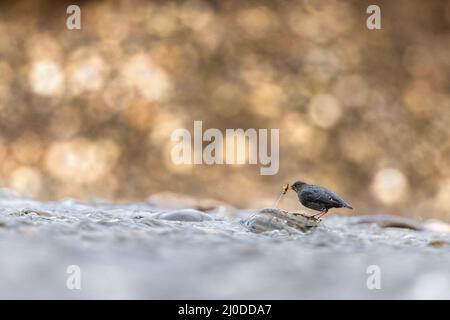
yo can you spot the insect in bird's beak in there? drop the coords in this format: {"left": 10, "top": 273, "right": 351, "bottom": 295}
{"left": 282, "top": 183, "right": 290, "bottom": 195}
{"left": 274, "top": 183, "right": 290, "bottom": 208}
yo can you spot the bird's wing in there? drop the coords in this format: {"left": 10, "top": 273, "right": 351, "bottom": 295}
{"left": 300, "top": 188, "right": 325, "bottom": 202}
{"left": 304, "top": 186, "right": 343, "bottom": 206}
{"left": 324, "top": 190, "right": 351, "bottom": 207}
{"left": 328, "top": 192, "right": 347, "bottom": 206}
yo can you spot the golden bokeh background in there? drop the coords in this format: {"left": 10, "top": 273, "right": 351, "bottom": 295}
{"left": 0, "top": 0, "right": 449, "bottom": 219}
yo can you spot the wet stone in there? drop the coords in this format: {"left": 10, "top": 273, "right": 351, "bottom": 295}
{"left": 244, "top": 208, "right": 320, "bottom": 233}
{"left": 154, "top": 209, "right": 213, "bottom": 222}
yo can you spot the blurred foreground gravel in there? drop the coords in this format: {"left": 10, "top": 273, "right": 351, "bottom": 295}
{"left": 1, "top": 190, "right": 450, "bottom": 299}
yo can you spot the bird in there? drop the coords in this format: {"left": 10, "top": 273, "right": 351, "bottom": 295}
{"left": 290, "top": 181, "right": 353, "bottom": 219}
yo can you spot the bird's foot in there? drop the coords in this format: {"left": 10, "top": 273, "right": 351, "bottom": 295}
{"left": 308, "top": 213, "right": 322, "bottom": 220}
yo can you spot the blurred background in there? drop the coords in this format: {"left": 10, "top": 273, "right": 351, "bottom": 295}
{"left": 0, "top": 0, "right": 449, "bottom": 219}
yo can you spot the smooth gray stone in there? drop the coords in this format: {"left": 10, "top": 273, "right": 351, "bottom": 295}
{"left": 155, "top": 209, "right": 213, "bottom": 222}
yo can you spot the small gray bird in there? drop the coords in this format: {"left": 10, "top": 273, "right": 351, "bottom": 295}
{"left": 291, "top": 181, "right": 353, "bottom": 219}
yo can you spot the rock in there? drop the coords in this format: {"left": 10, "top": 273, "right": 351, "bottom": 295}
{"left": 147, "top": 192, "right": 231, "bottom": 212}
{"left": 428, "top": 240, "right": 447, "bottom": 248}
{"left": 422, "top": 219, "right": 450, "bottom": 234}
{"left": 244, "top": 208, "right": 320, "bottom": 233}
{"left": 20, "top": 208, "right": 52, "bottom": 217}
{"left": 354, "top": 215, "right": 422, "bottom": 230}
{"left": 154, "top": 209, "right": 213, "bottom": 222}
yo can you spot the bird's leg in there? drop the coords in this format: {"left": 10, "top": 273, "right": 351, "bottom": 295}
{"left": 311, "top": 209, "right": 328, "bottom": 219}
{"left": 316, "top": 209, "right": 329, "bottom": 219}
{"left": 310, "top": 210, "right": 325, "bottom": 218}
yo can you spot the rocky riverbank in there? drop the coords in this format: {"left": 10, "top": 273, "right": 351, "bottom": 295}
{"left": 0, "top": 190, "right": 449, "bottom": 299}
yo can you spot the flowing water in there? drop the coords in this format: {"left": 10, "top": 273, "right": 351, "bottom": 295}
{"left": 0, "top": 190, "right": 449, "bottom": 299}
